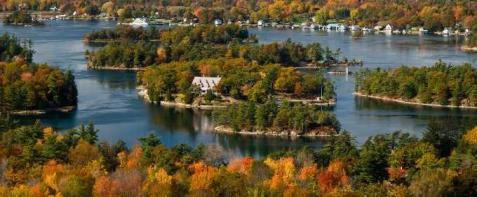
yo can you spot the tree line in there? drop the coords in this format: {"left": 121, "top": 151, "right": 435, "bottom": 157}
{"left": 3, "top": 10, "right": 44, "bottom": 26}
{"left": 355, "top": 61, "right": 477, "bottom": 107}
{"left": 0, "top": 115, "right": 476, "bottom": 196}
{"left": 0, "top": 33, "right": 77, "bottom": 112}
{"left": 83, "top": 25, "right": 161, "bottom": 43}
{"left": 86, "top": 25, "right": 339, "bottom": 69}
{"left": 139, "top": 58, "right": 335, "bottom": 103}
{"left": 213, "top": 101, "right": 340, "bottom": 135}
{"left": 2, "top": 0, "right": 477, "bottom": 31}
{"left": 0, "top": 33, "right": 33, "bottom": 63}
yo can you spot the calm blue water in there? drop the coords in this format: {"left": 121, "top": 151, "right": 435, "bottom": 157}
{"left": 2, "top": 21, "right": 477, "bottom": 157}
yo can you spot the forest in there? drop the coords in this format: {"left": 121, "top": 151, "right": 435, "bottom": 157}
{"left": 2, "top": 0, "right": 477, "bottom": 31}
{"left": 139, "top": 58, "right": 335, "bottom": 103}
{"left": 86, "top": 25, "right": 339, "bottom": 69}
{"left": 83, "top": 25, "right": 161, "bottom": 43}
{"left": 355, "top": 62, "right": 477, "bottom": 107}
{"left": 3, "top": 10, "right": 44, "bottom": 26}
{"left": 0, "top": 115, "right": 476, "bottom": 196}
{"left": 0, "top": 33, "right": 77, "bottom": 112}
{"left": 213, "top": 101, "right": 340, "bottom": 136}
{"left": 0, "top": 33, "right": 33, "bottom": 63}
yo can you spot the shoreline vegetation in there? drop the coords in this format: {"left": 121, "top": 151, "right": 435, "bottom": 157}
{"left": 0, "top": 33, "right": 78, "bottom": 115}
{"left": 213, "top": 125, "right": 337, "bottom": 137}
{"left": 1, "top": 0, "right": 476, "bottom": 33}
{"left": 355, "top": 62, "right": 477, "bottom": 109}
{"left": 354, "top": 92, "right": 477, "bottom": 110}
{"left": 9, "top": 106, "right": 76, "bottom": 116}
{"left": 3, "top": 10, "right": 44, "bottom": 26}
{"left": 85, "top": 24, "right": 343, "bottom": 70}
{"left": 137, "top": 86, "right": 228, "bottom": 110}
{"left": 212, "top": 101, "right": 340, "bottom": 137}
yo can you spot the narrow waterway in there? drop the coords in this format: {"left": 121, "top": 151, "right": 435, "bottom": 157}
{"left": 2, "top": 20, "right": 477, "bottom": 157}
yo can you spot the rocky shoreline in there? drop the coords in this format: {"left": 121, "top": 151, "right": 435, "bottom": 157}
{"left": 354, "top": 92, "right": 477, "bottom": 109}
{"left": 213, "top": 125, "right": 337, "bottom": 138}
{"left": 87, "top": 65, "right": 145, "bottom": 71}
{"left": 9, "top": 106, "right": 76, "bottom": 116}
{"left": 137, "top": 86, "right": 228, "bottom": 110}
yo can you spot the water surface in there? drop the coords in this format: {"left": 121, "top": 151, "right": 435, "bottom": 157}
{"left": 2, "top": 21, "right": 476, "bottom": 157}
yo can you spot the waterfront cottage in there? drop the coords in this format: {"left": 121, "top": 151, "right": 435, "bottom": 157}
{"left": 192, "top": 77, "right": 221, "bottom": 94}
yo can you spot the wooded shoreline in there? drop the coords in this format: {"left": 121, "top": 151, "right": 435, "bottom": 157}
{"left": 9, "top": 106, "right": 76, "bottom": 116}
{"left": 354, "top": 92, "right": 477, "bottom": 110}
{"left": 213, "top": 125, "right": 337, "bottom": 138}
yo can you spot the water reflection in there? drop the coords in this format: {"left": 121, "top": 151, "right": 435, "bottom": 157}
{"left": 2, "top": 21, "right": 477, "bottom": 157}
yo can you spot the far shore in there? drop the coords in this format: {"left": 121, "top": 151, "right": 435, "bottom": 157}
{"left": 84, "top": 39, "right": 160, "bottom": 44}
{"left": 214, "top": 125, "right": 337, "bottom": 138}
{"left": 461, "top": 45, "right": 477, "bottom": 53}
{"left": 354, "top": 92, "right": 477, "bottom": 109}
{"left": 9, "top": 106, "right": 76, "bottom": 116}
{"left": 87, "top": 65, "right": 145, "bottom": 71}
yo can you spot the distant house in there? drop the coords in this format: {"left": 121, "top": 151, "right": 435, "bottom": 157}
{"left": 214, "top": 19, "right": 223, "bottom": 26}
{"left": 384, "top": 24, "right": 393, "bottom": 32}
{"left": 192, "top": 77, "right": 221, "bottom": 94}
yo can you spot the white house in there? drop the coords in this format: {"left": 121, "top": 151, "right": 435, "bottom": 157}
{"left": 192, "top": 77, "right": 221, "bottom": 94}
{"left": 214, "top": 19, "right": 223, "bottom": 26}
{"left": 384, "top": 24, "right": 393, "bottom": 32}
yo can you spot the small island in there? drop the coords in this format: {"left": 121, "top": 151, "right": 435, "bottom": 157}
{"left": 83, "top": 25, "right": 161, "bottom": 44}
{"left": 355, "top": 61, "right": 477, "bottom": 109}
{"left": 0, "top": 33, "right": 77, "bottom": 115}
{"left": 138, "top": 58, "right": 336, "bottom": 108}
{"left": 213, "top": 101, "right": 340, "bottom": 137}
{"left": 85, "top": 24, "right": 342, "bottom": 70}
{"left": 3, "top": 10, "right": 44, "bottom": 26}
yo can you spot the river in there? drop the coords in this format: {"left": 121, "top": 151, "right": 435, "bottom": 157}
{"left": 2, "top": 20, "right": 477, "bottom": 157}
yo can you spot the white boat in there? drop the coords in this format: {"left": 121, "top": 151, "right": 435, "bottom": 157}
{"left": 257, "top": 20, "right": 264, "bottom": 26}
{"left": 129, "top": 18, "right": 148, "bottom": 28}
{"left": 442, "top": 28, "right": 450, "bottom": 36}
{"left": 350, "top": 25, "right": 360, "bottom": 31}
{"left": 419, "top": 27, "right": 428, "bottom": 33}
{"left": 362, "top": 27, "right": 372, "bottom": 32}
{"left": 338, "top": 24, "right": 346, "bottom": 32}
{"left": 310, "top": 24, "right": 316, "bottom": 30}
{"left": 384, "top": 24, "right": 393, "bottom": 32}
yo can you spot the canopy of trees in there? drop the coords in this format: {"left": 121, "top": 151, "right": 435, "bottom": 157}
{"left": 2, "top": 0, "right": 477, "bottom": 31}
{"left": 83, "top": 25, "right": 161, "bottom": 43}
{"left": 213, "top": 101, "right": 340, "bottom": 135}
{"left": 0, "top": 61, "right": 78, "bottom": 111}
{"left": 3, "top": 10, "right": 43, "bottom": 26}
{"left": 0, "top": 33, "right": 33, "bottom": 63}
{"left": 139, "top": 58, "right": 335, "bottom": 102}
{"left": 0, "top": 33, "right": 77, "bottom": 112}
{"left": 355, "top": 62, "right": 477, "bottom": 107}
{"left": 86, "top": 25, "right": 338, "bottom": 69}
{"left": 0, "top": 117, "right": 476, "bottom": 196}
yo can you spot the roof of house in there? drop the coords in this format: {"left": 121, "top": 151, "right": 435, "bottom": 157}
{"left": 192, "top": 77, "right": 221, "bottom": 90}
